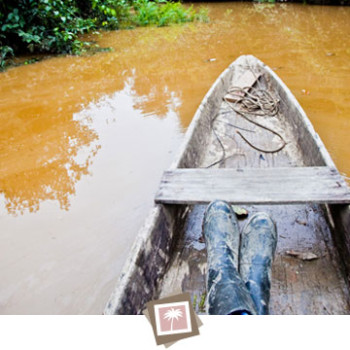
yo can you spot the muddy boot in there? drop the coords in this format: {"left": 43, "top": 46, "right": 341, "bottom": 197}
{"left": 203, "top": 200, "right": 257, "bottom": 315}
{"left": 239, "top": 212, "right": 277, "bottom": 315}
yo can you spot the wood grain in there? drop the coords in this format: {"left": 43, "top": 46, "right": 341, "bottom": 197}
{"left": 156, "top": 167, "right": 350, "bottom": 205}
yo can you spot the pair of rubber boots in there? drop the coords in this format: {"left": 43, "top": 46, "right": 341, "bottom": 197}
{"left": 203, "top": 200, "right": 277, "bottom": 315}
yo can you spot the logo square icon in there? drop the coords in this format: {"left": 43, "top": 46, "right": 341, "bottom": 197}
{"left": 154, "top": 301, "right": 192, "bottom": 336}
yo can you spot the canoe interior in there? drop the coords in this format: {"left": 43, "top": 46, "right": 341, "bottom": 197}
{"left": 105, "top": 56, "right": 350, "bottom": 315}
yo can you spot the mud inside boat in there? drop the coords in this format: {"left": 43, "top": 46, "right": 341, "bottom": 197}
{"left": 105, "top": 56, "right": 350, "bottom": 315}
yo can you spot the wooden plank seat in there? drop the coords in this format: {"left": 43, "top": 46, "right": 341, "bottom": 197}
{"left": 155, "top": 166, "right": 350, "bottom": 205}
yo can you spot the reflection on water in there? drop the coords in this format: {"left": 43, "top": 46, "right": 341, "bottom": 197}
{"left": 1, "top": 2, "right": 350, "bottom": 313}
{"left": 0, "top": 66, "right": 181, "bottom": 216}
{"left": 1, "top": 113, "right": 99, "bottom": 215}
{"left": 0, "top": 70, "right": 183, "bottom": 314}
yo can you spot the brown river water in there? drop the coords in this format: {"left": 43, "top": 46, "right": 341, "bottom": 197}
{"left": 1, "top": 2, "right": 350, "bottom": 314}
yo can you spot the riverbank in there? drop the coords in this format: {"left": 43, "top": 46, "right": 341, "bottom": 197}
{"left": 0, "top": 0, "right": 209, "bottom": 71}
{"left": 3, "top": 0, "right": 350, "bottom": 71}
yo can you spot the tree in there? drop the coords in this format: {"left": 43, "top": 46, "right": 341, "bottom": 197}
{"left": 163, "top": 308, "right": 183, "bottom": 331}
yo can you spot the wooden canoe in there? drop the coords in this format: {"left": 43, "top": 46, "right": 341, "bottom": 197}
{"left": 105, "top": 55, "right": 350, "bottom": 315}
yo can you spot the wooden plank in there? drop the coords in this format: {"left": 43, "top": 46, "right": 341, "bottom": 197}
{"left": 155, "top": 167, "right": 350, "bottom": 205}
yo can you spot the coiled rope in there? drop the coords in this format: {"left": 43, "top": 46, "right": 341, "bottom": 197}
{"left": 207, "top": 84, "right": 286, "bottom": 168}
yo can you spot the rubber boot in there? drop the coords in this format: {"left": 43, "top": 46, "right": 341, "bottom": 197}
{"left": 203, "top": 200, "right": 257, "bottom": 315}
{"left": 239, "top": 212, "right": 277, "bottom": 315}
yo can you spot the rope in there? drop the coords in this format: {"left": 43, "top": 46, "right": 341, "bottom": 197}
{"left": 206, "top": 84, "right": 286, "bottom": 168}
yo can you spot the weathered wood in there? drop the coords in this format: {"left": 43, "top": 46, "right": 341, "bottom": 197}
{"left": 224, "top": 70, "right": 261, "bottom": 103}
{"left": 155, "top": 167, "right": 350, "bottom": 205}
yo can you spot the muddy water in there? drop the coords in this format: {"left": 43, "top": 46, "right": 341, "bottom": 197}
{"left": 1, "top": 3, "right": 350, "bottom": 314}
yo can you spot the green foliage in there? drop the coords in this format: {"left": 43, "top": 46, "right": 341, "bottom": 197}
{"left": 132, "top": 0, "right": 198, "bottom": 27}
{"left": 90, "top": 0, "right": 131, "bottom": 29}
{"left": 0, "top": 45, "right": 13, "bottom": 69}
{"left": 0, "top": 0, "right": 95, "bottom": 64}
{"left": 198, "top": 292, "right": 206, "bottom": 313}
{"left": 0, "top": 0, "right": 209, "bottom": 70}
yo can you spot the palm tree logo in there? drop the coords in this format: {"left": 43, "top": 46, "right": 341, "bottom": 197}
{"left": 163, "top": 307, "right": 183, "bottom": 331}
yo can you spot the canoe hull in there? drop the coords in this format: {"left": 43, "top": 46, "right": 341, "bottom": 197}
{"left": 105, "top": 55, "right": 350, "bottom": 315}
